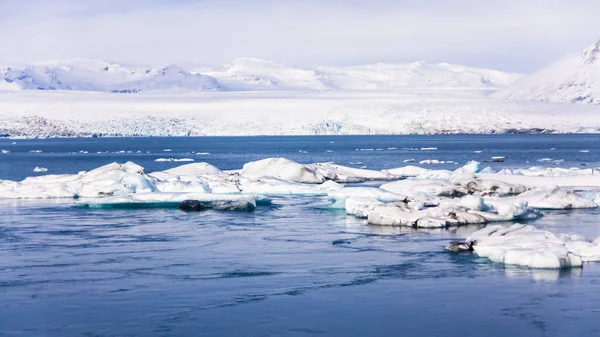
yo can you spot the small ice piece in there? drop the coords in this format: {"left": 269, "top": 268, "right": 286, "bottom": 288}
{"left": 163, "top": 149, "right": 172, "bottom": 152}
{"left": 388, "top": 147, "right": 397, "bottom": 150}
{"left": 29, "top": 150, "right": 42, "bottom": 153}
{"left": 420, "top": 147, "right": 437, "bottom": 151}
{"left": 419, "top": 159, "right": 441, "bottom": 164}
{"left": 580, "top": 150, "right": 590, "bottom": 153}
{"left": 196, "top": 152, "right": 211, "bottom": 155}
{"left": 491, "top": 156, "right": 505, "bottom": 162}
{"left": 33, "top": 167, "right": 48, "bottom": 173}
{"left": 403, "top": 159, "right": 416, "bottom": 163}
{"left": 155, "top": 158, "right": 194, "bottom": 162}
{"left": 1, "top": 150, "right": 10, "bottom": 154}
{"left": 474, "top": 150, "right": 483, "bottom": 153}
{"left": 326, "top": 150, "right": 334, "bottom": 153}
{"left": 376, "top": 148, "right": 383, "bottom": 151}
{"left": 79, "top": 150, "right": 88, "bottom": 154}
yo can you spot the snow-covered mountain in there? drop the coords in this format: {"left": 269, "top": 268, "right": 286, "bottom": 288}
{"left": 0, "top": 59, "right": 223, "bottom": 93}
{"left": 203, "top": 58, "right": 522, "bottom": 91}
{"left": 495, "top": 40, "right": 600, "bottom": 104}
{"left": 317, "top": 62, "right": 522, "bottom": 90}
{"left": 202, "top": 57, "right": 329, "bottom": 91}
{"left": 1, "top": 57, "right": 521, "bottom": 93}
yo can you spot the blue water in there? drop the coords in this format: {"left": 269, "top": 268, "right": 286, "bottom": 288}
{"left": 1, "top": 135, "right": 600, "bottom": 337}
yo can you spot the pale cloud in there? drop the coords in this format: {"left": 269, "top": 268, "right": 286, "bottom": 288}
{"left": 0, "top": 0, "right": 599, "bottom": 72}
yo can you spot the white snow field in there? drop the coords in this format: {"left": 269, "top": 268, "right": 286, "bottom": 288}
{"left": 2, "top": 89, "right": 600, "bottom": 137}
{"left": 2, "top": 157, "right": 600, "bottom": 268}
{"left": 496, "top": 40, "right": 600, "bottom": 104}
{"left": 202, "top": 58, "right": 522, "bottom": 91}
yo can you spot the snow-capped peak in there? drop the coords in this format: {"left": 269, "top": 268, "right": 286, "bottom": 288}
{"left": 495, "top": 39, "right": 600, "bottom": 105}
{"left": 580, "top": 39, "right": 600, "bottom": 65}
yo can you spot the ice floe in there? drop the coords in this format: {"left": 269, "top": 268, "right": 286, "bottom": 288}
{"left": 33, "top": 167, "right": 48, "bottom": 173}
{"left": 452, "top": 224, "right": 600, "bottom": 269}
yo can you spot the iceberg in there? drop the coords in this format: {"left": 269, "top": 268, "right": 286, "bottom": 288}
{"left": 453, "top": 224, "right": 600, "bottom": 269}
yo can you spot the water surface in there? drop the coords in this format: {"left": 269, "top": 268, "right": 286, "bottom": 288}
{"left": 1, "top": 135, "right": 600, "bottom": 337}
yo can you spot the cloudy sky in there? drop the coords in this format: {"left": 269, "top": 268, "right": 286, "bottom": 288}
{"left": 0, "top": 0, "right": 599, "bottom": 73}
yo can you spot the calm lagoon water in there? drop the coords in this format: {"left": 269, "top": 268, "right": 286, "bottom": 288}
{"left": 1, "top": 135, "right": 600, "bottom": 337}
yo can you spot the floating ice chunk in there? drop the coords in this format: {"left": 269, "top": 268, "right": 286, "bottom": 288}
{"left": 491, "top": 156, "right": 505, "bottom": 162}
{"left": 420, "top": 147, "right": 437, "bottom": 151}
{"left": 384, "top": 165, "right": 430, "bottom": 177}
{"left": 29, "top": 150, "right": 42, "bottom": 153}
{"left": 33, "top": 167, "right": 48, "bottom": 173}
{"left": 1, "top": 149, "right": 10, "bottom": 154}
{"left": 388, "top": 147, "right": 397, "bottom": 150}
{"left": 161, "top": 162, "right": 221, "bottom": 176}
{"left": 240, "top": 177, "right": 326, "bottom": 196}
{"left": 329, "top": 187, "right": 407, "bottom": 202}
{"left": 163, "top": 149, "right": 172, "bottom": 152}
{"left": 381, "top": 179, "right": 468, "bottom": 197}
{"left": 309, "top": 162, "right": 394, "bottom": 183}
{"left": 326, "top": 150, "right": 334, "bottom": 153}
{"left": 580, "top": 150, "right": 590, "bottom": 153}
{"left": 506, "top": 187, "right": 598, "bottom": 209}
{"left": 419, "top": 159, "right": 442, "bottom": 164}
{"left": 473, "top": 150, "right": 482, "bottom": 153}
{"left": 345, "top": 197, "right": 385, "bottom": 218}
{"left": 368, "top": 203, "right": 487, "bottom": 228}
{"left": 459, "top": 224, "right": 598, "bottom": 269}
{"left": 403, "top": 159, "right": 415, "bottom": 163}
{"left": 241, "top": 158, "right": 396, "bottom": 184}
{"left": 196, "top": 152, "right": 211, "bottom": 155}
{"left": 451, "top": 176, "right": 528, "bottom": 196}
{"left": 78, "top": 192, "right": 257, "bottom": 209}
{"left": 454, "top": 161, "right": 480, "bottom": 174}
{"left": 155, "top": 158, "right": 194, "bottom": 162}
{"left": 241, "top": 158, "right": 324, "bottom": 183}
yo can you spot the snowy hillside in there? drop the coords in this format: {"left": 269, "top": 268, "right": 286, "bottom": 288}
{"left": 1, "top": 57, "right": 521, "bottom": 93}
{"left": 1, "top": 59, "right": 223, "bottom": 93}
{"left": 495, "top": 40, "right": 600, "bottom": 104}
{"left": 203, "top": 58, "right": 329, "bottom": 91}
{"left": 1, "top": 90, "right": 600, "bottom": 138}
{"left": 203, "top": 58, "right": 522, "bottom": 91}
{"left": 317, "top": 62, "right": 522, "bottom": 90}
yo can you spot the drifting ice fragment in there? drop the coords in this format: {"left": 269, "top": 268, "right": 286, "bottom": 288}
{"left": 451, "top": 224, "right": 600, "bottom": 269}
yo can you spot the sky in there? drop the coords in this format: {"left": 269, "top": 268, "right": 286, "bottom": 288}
{"left": 0, "top": 0, "right": 599, "bottom": 73}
